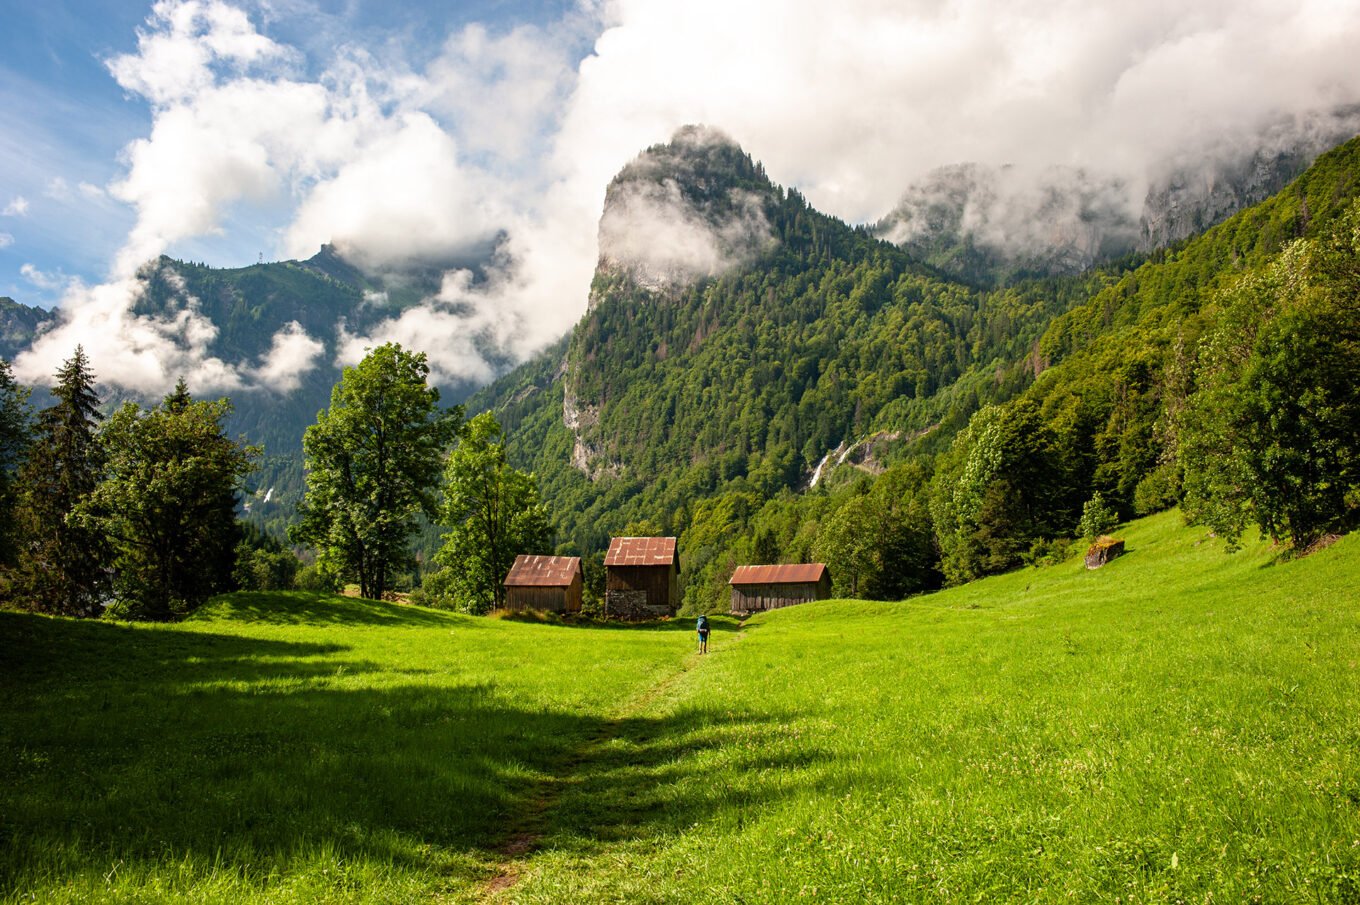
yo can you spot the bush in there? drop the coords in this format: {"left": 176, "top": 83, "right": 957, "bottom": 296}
{"left": 295, "top": 562, "right": 340, "bottom": 593}
{"left": 233, "top": 544, "right": 300, "bottom": 591}
{"left": 1133, "top": 463, "right": 1180, "bottom": 516}
{"left": 1023, "top": 537, "right": 1073, "bottom": 568}
{"left": 1077, "top": 492, "right": 1120, "bottom": 540}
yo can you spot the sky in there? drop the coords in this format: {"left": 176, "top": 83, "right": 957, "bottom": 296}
{"left": 2, "top": 0, "right": 1360, "bottom": 394}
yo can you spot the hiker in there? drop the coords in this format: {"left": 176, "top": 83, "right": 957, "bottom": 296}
{"left": 696, "top": 613, "right": 710, "bottom": 654}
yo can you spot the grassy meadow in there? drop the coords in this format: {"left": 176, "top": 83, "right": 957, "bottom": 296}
{"left": 4, "top": 510, "right": 1360, "bottom": 902}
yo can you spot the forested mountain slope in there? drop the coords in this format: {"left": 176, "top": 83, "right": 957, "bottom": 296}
{"left": 471, "top": 131, "right": 1109, "bottom": 552}
{"left": 474, "top": 133, "right": 1360, "bottom": 608}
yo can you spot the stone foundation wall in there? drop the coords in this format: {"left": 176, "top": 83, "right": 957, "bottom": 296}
{"left": 605, "top": 589, "right": 670, "bottom": 620}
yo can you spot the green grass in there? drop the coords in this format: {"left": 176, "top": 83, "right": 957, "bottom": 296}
{"left": 4, "top": 511, "right": 1360, "bottom": 902}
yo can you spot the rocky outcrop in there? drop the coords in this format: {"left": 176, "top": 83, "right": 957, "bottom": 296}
{"left": 1085, "top": 536, "right": 1125, "bottom": 569}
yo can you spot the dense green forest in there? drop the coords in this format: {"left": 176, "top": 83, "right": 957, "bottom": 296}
{"left": 473, "top": 134, "right": 1360, "bottom": 612}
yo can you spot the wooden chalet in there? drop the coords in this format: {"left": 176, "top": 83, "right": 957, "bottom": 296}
{"left": 604, "top": 536, "right": 680, "bottom": 618}
{"left": 502, "top": 555, "right": 583, "bottom": 613}
{"left": 729, "top": 563, "right": 832, "bottom": 615}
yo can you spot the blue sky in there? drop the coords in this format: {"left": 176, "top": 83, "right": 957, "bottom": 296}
{"left": 4, "top": 0, "right": 1359, "bottom": 394}
{"left": 0, "top": 0, "right": 588, "bottom": 307}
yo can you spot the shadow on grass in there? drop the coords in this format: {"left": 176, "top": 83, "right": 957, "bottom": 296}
{"left": 0, "top": 610, "right": 778, "bottom": 896}
{"left": 200, "top": 590, "right": 465, "bottom": 628}
{"left": 535, "top": 704, "right": 827, "bottom": 852}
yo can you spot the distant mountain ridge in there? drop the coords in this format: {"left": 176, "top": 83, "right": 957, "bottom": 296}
{"left": 877, "top": 110, "right": 1360, "bottom": 286}
{"left": 5, "top": 124, "right": 1358, "bottom": 551}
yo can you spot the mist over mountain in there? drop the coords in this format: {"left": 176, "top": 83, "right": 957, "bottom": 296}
{"left": 0, "top": 298, "right": 54, "bottom": 363}
{"left": 878, "top": 108, "right": 1360, "bottom": 286}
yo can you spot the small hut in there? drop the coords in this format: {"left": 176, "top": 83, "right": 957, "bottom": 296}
{"left": 729, "top": 563, "right": 832, "bottom": 615}
{"left": 604, "top": 536, "right": 680, "bottom": 618}
{"left": 502, "top": 555, "right": 583, "bottom": 613}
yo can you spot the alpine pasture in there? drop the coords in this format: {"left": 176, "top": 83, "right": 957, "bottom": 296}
{"left": 4, "top": 511, "right": 1359, "bottom": 903}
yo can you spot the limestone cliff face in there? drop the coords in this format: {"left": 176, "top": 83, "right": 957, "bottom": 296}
{"left": 564, "top": 125, "right": 785, "bottom": 477}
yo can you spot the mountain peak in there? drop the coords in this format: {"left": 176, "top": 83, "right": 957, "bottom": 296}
{"left": 597, "top": 125, "right": 780, "bottom": 293}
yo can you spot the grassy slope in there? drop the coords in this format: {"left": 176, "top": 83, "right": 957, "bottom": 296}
{"left": 512, "top": 513, "right": 1360, "bottom": 903}
{"left": 4, "top": 513, "right": 1359, "bottom": 903}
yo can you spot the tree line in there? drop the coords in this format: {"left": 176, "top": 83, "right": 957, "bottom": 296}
{"left": 0, "top": 343, "right": 549, "bottom": 619}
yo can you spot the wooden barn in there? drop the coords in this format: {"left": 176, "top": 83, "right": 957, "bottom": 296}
{"left": 605, "top": 536, "right": 681, "bottom": 618}
{"left": 502, "top": 555, "right": 583, "bottom": 613}
{"left": 729, "top": 563, "right": 832, "bottom": 615}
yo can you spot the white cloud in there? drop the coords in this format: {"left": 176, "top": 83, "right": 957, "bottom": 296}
{"left": 107, "top": 0, "right": 293, "bottom": 106}
{"left": 2, "top": 196, "right": 29, "bottom": 217}
{"left": 20, "top": 0, "right": 1360, "bottom": 399}
{"left": 78, "top": 182, "right": 109, "bottom": 201}
{"left": 20, "top": 263, "right": 70, "bottom": 292}
{"left": 14, "top": 269, "right": 244, "bottom": 395}
{"left": 555, "top": 0, "right": 1360, "bottom": 224}
{"left": 45, "top": 178, "right": 72, "bottom": 201}
{"left": 0, "top": 233, "right": 13, "bottom": 249}
{"left": 283, "top": 112, "right": 504, "bottom": 269}
{"left": 249, "top": 320, "right": 325, "bottom": 393}
{"left": 598, "top": 177, "right": 775, "bottom": 291}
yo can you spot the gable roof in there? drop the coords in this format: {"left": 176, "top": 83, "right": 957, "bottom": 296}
{"left": 605, "top": 536, "right": 679, "bottom": 569}
{"left": 503, "top": 555, "right": 582, "bottom": 588}
{"left": 729, "top": 563, "right": 829, "bottom": 586}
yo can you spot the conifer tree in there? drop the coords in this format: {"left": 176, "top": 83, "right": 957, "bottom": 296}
{"left": 0, "top": 358, "right": 32, "bottom": 571}
{"left": 85, "top": 380, "right": 255, "bottom": 620}
{"left": 12, "top": 347, "right": 111, "bottom": 616}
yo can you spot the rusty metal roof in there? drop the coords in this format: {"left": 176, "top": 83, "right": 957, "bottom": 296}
{"left": 605, "top": 536, "right": 679, "bottom": 568}
{"left": 729, "top": 563, "right": 829, "bottom": 586}
{"left": 503, "top": 555, "right": 582, "bottom": 587}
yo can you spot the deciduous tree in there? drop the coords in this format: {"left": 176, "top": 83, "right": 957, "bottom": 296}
{"left": 292, "top": 344, "right": 460, "bottom": 601}
{"left": 434, "top": 412, "right": 550, "bottom": 614}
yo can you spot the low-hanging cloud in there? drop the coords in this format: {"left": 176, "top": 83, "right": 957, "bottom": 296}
{"left": 14, "top": 0, "right": 1360, "bottom": 398}
{"left": 598, "top": 179, "right": 775, "bottom": 292}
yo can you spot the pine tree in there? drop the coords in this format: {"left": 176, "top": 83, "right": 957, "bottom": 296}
{"left": 0, "top": 358, "right": 32, "bottom": 571}
{"left": 85, "top": 380, "right": 256, "bottom": 620}
{"left": 12, "top": 347, "right": 112, "bottom": 616}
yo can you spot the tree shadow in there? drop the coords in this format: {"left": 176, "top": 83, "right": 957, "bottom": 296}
{"left": 0, "top": 610, "right": 789, "bottom": 899}
{"left": 199, "top": 590, "right": 469, "bottom": 628}
{"left": 0, "top": 609, "right": 354, "bottom": 687}
{"left": 535, "top": 703, "right": 828, "bottom": 853}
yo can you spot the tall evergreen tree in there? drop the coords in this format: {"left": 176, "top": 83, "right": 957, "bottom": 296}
{"left": 0, "top": 358, "right": 32, "bottom": 572}
{"left": 292, "top": 344, "right": 461, "bottom": 601}
{"left": 11, "top": 347, "right": 111, "bottom": 616}
{"left": 85, "top": 380, "right": 256, "bottom": 620}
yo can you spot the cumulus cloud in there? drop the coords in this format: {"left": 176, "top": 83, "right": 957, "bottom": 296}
{"left": 20, "top": 0, "right": 1360, "bottom": 399}
{"left": 2, "top": 196, "right": 29, "bottom": 217}
{"left": 0, "top": 234, "right": 12, "bottom": 250}
{"left": 283, "top": 112, "right": 504, "bottom": 270}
